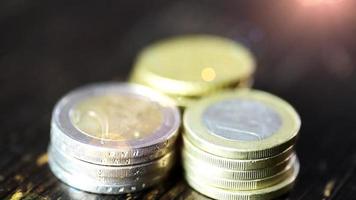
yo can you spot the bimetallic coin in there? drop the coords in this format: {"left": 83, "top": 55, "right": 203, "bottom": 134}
{"left": 183, "top": 136, "right": 294, "bottom": 170}
{"left": 184, "top": 157, "right": 295, "bottom": 190}
{"left": 183, "top": 149, "right": 296, "bottom": 180}
{"left": 49, "top": 145, "right": 175, "bottom": 182}
{"left": 185, "top": 159, "right": 300, "bottom": 200}
{"left": 184, "top": 89, "right": 301, "bottom": 159}
{"left": 130, "top": 35, "right": 256, "bottom": 106}
{"left": 51, "top": 82, "right": 180, "bottom": 165}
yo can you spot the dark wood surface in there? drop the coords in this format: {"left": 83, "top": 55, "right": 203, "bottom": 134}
{"left": 1, "top": 1, "right": 356, "bottom": 199}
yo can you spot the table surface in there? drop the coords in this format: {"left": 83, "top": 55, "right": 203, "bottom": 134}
{"left": 1, "top": 1, "right": 356, "bottom": 199}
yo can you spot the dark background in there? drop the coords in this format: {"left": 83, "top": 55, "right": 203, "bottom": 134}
{"left": 1, "top": 0, "right": 356, "bottom": 199}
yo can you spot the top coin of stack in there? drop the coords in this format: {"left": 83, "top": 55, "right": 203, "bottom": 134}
{"left": 130, "top": 35, "right": 256, "bottom": 107}
{"left": 48, "top": 83, "right": 180, "bottom": 194}
{"left": 182, "top": 89, "right": 301, "bottom": 200}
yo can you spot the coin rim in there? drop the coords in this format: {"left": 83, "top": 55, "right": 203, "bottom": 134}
{"left": 48, "top": 144, "right": 175, "bottom": 181}
{"left": 182, "top": 149, "right": 295, "bottom": 180}
{"left": 48, "top": 155, "right": 168, "bottom": 194}
{"left": 182, "top": 135, "right": 294, "bottom": 170}
{"left": 184, "top": 156, "right": 295, "bottom": 190}
{"left": 185, "top": 158, "right": 300, "bottom": 200}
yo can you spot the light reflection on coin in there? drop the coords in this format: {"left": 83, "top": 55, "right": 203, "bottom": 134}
{"left": 70, "top": 94, "right": 163, "bottom": 141}
{"left": 203, "top": 99, "right": 282, "bottom": 141}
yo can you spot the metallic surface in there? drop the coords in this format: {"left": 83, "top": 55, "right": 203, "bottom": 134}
{"left": 48, "top": 154, "right": 169, "bottom": 194}
{"left": 48, "top": 145, "right": 175, "bottom": 183}
{"left": 185, "top": 159, "right": 300, "bottom": 200}
{"left": 184, "top": 89, "right": 301, "bottom": 159}
{"left": 130, "top": 35, "right": 256, "bottom": 106}
{"left": 51, "top": 82, "right": 180, "bottom": 165}
{"left": 184, "top": 157, "right": 295, "bottom": 190}
{"left": 182, "top": 136, "right": 294, "bottom": 170}
{"left": 182, "top": 150, "right": 295, "bottom": 180}
{"left": 203, "top": 99, "right": 282, "bottom": 141}
{"left": 70, "top": 94, "right": 163, "bottom": 141}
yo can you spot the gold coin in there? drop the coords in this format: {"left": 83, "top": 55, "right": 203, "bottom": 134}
{"left": 130, "top": 35, "right": 255, "bottom": 106}
{"left": 71, "top": 94, "right": 163, "bottom": 141}
{"left": 185, "top": 159, "right": 300, "bottom": 200}
{"left": 183, "top": 89, "right": 301, "bottom": 159}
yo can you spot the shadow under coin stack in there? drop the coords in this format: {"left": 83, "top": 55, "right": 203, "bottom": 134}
{"left": 182, "top": 89, "right": 301, "bottom": 200}
{"left": 130, "top": 35, "right": 256, "bottom": 108}
{"left": 48, "top": 83, "right": 180, "bottom": 194}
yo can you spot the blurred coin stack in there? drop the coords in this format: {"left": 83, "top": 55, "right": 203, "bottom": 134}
{"left": 182, "top": 89, "right": 301, "bottom": 200}
{"left": 48, "top": 83, "right": 180, "bottom": 194}
{"left": 130, "top": 35, "right": 256, "bottom": 108}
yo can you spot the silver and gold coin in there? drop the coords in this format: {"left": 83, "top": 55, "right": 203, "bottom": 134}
{"left": 50, "top": 82, "right": 180, "bottom": 166}
{"left": 48, "top": 82, "right": 180, "bottom": 194}
{"left": 184, "top": 89, "right": 301, "bottom": 159}
{"left": 182, "top": 89, "right": 301, "bottom": 199}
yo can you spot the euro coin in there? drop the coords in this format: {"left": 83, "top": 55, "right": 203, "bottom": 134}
{"left": 48, "top": 82, "right": 180, "bottom": 194}
{"left": 130, "top": 35, "right": 256, "bottom": 107}
{"left": 183, "top": 89, "right": 301, "bottom": 159}
{"left": 50, "top": 82, "right": 180, "bottom": 166}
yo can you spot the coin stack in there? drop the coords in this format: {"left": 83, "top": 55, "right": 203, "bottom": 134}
{"left": 182, "top": 89, "right": 301, "bottom": 200}
{"left": 48, "top": 83, "right": 180, "bottom": 194}
{"left": 130, "top": 35, "right": 256, "bottom": 108}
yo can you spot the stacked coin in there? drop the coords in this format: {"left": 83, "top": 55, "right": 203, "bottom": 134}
{"left": 48, "top": 83, "right": 180, "bottom": 194}
{"left": 130, "top": 35, "right": 256, "bottom": 107}
{"left": 182, "top": 89, "right": 301, "bottom": 200}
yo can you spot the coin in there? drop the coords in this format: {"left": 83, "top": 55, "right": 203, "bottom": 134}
{"left": 51, "top": 82, "right": 180, "bottom": 165}
{"left": 183, "top": 89, "right": 301, "bottom": 159}
{"left": 184, "top": 156, "right": 295, "bottom": 190}
{"left": 182, "top": 149, "right": 296, "bottom": 180}
{"left": 185, "top": 159, "right": 300, "bottom": 200}
{"left": 182, "top": 136, "right": 294, "bottom": 170}
{"left": 130, "top": 35, "right": 255, "bottom": 106}
{"left": 49, "top": 145, "right": 175, "bottom": 182}
{"left": 48, "top": 154, "right": 169, "bottom": 194}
